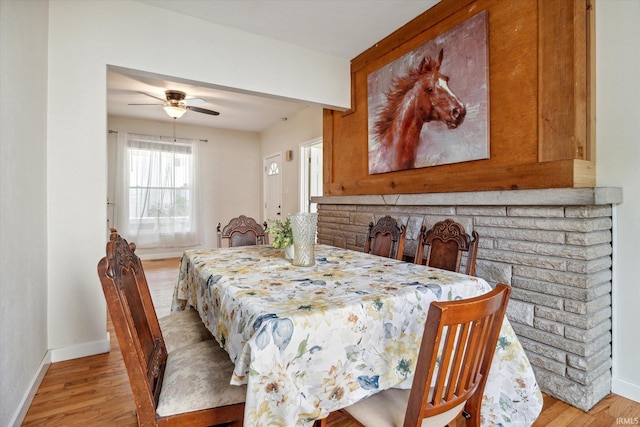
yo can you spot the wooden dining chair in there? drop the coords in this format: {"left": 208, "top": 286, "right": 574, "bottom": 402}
{"left": 364, "top": 215, "right": 407, "bottom": 260}
{"left": 98, "top": 229, "right": 246, "bottom": 426}
{"left": 217, "top": 215, "right": 269, "bottom": 247}
{"left": 97, "top": 229, "right": 212, "bottom": 354}
{"left": 342, "top": 283, "right": 511, "bottom": 427}
{"left": 415, "top": 218, "right": 479, "bottom": 276}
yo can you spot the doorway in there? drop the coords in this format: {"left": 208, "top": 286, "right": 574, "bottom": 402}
{"left": 299, "top": 138, "right": 323, "bottom": 213}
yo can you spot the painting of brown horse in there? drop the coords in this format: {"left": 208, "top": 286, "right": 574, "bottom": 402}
{"left": 368, "top": 11, "right": 489, "bottom": 174}
{"left": 372, "top": 49, "right": 465, "bottom": 172}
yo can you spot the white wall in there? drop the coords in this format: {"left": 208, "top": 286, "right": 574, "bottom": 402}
{"left": 0, "top": 1, "right": 49, "bottom": 425}
{"left": 261, "top": 106, "right": 323, "bottom": 218}
{"left": 107, "top": 115, "right": 263, "bottom": 256}
{"left": 596, "top": 0, "right": 640, "bottom": 402}
{"left": 45, "top": 0, "right": 349, "bottom": 361}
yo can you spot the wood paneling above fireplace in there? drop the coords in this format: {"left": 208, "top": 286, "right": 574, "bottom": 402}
{"left": 323, "top": 0, "right": 594, "bottom": 196}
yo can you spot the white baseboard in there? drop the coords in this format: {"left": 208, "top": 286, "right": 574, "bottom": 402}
{"left": 612, "top": 377, "right": 640, "bottom": 404}
{"left": 138, "top": 251, "right": 183, "bottom": 261}
{"left": 9, "top": 350, "right": 51, "bottom": 427}
{"left": 10, "top": 335, "right": 112, "bottom": 426}
{"left": 9, "top": 335, "right": 111, "bottom": 426}
{"left": 50, "top": 334, "right": 110, "bottom": 363}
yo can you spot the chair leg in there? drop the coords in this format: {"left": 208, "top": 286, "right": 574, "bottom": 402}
{"left": 464, "top": 397, "right": 482, "bottom": 427}
{"left": 464, "top": 409, "right": 481, "bottom": 427}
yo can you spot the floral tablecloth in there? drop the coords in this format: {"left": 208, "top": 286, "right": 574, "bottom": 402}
{"left": 172, "top": 244, "right": 542, "bottom": 426}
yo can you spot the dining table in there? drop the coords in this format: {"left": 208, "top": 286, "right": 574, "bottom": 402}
{"left": 171, "top": 243, "right": 543, "bottom": 426}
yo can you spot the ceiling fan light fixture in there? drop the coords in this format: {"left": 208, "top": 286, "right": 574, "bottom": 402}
{"left": 163, "top": 105, "right": 187, "bottom": 119}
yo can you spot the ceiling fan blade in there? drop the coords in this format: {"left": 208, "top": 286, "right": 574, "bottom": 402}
{"left": 187, "top": 106, "right": 220, "bottom": 116}
{"left": 137, "top": 91, "right": 165, "bottom": 101}
{"left": 128, "top": 103, "right": 161, "bottom": 106}
{"left": 185, "top": 98, "right": 206, "bottom": 105}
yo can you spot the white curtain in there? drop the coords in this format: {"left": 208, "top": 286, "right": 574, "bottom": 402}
{"left": 114, "top": 132, "right": 202, "bottom": 249}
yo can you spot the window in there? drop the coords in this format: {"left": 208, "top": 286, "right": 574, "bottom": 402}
{"left": 115, "top": 133, "right": 201, "bottom": 249}
{"left": 268, "top": 161, "right": 279, "bottom": 175}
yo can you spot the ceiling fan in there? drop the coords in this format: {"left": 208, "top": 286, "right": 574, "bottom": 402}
{"left": 129, "top": 90, "right": 220, "bottom": 119}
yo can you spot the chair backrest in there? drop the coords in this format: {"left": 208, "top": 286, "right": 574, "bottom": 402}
{"left": 404, "top": 283, "right": 511, "bottom": 427}
{"left": 97, "top": 229, "right": 167, "bottom": 424}
{"left": 364, "top": 215, "right": 407, "bottom": 260}
{"left": 217, "top": 215, "right": 269, "bottom": 248}
{"left": 415, "top": 218, "right": 479, "bottom": 275}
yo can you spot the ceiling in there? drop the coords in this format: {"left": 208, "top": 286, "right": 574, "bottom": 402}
{"left": 107, "top": 67, "right": 314, "bottom": 133}
{"left": 107, "top": 0, "right": 440, "bottom": 132}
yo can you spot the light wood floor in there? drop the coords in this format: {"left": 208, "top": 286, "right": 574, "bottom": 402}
{"left": 22, "top": 258, "right": 640, "bottom": 426}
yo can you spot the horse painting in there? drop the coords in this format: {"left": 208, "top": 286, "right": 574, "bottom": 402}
{"left": 369, "top": 48, "right": 466, "bottom": 173}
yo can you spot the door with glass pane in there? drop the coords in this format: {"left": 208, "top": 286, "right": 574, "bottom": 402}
{"left": 264, "top": 153, "right": 282, "bottom": 222}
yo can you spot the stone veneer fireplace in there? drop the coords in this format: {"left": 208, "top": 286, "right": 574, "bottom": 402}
{"left": 311, "top": 187, "right": 622, "bottom": 411}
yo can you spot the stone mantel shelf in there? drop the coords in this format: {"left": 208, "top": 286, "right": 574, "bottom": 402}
{"left": 312, "top": 187, "right": 622, "bottom": 207}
